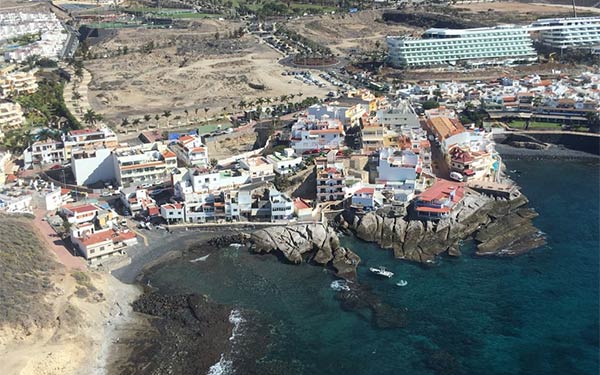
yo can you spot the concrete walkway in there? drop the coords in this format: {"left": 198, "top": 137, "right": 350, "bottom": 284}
{"left": 63, "top": 66, "right": 93, "bottom": 125}
{"left": 33, "top": 209, "right": 86, "bottom": 270}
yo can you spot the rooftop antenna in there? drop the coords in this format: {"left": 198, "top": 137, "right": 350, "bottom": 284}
{"left": 572, "top": 0, "right": 577, "bottom": 17}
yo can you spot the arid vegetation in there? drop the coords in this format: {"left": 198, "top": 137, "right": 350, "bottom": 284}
{"left": 0, "top": 214, "right": 60, "bottom": 329}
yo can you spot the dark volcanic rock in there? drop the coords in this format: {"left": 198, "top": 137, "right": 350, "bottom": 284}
{"left": 122, "top": 293, "right": 232, "bottom": 375}
{"left": 349, "top": 191, "right": 545, "bottom": 263}
{"left": 249, "top": 223, "right": 361, "bottom": 280}
{"left": 335, "top": 284, "right": 408, "bottom": 329}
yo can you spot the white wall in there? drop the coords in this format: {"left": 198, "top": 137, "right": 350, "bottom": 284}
{"left": 72, "top": 148, "right": 116, "bottom": 186}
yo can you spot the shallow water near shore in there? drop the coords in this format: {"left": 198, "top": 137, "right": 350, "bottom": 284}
{"left": 146, "top": 160, "right": 599, "bottom": 375}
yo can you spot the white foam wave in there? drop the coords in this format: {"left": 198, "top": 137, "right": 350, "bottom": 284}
{"left": 228, "top": 309, "right": 245, "bottom": 342}
{"left": 229, "top": 243, "right": 243, "bottom": 248}
{"left": 206, "top": 354, "right": 233, "bottom": 375}
{"left": 330, "top": 279, "right": 351, "bottom": 292}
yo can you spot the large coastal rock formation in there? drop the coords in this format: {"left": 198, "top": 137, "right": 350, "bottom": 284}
{"left": 339, "top": 190, "right": 545, "bottom": 263}
{"left": 250, "top": 224, "right": 360, "bottom": 280}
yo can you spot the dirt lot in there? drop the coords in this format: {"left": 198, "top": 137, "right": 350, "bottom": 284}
{"left": 286, "top": 10, "right": 415, "bottom": 55}
{"left": 85, "top": 22, "right": 332, "bottom": 126}
{"left": 452, "top": 1, "right": 600, "bottom": 16}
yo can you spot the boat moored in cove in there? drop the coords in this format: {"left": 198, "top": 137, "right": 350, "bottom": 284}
{"left": 369, "top": 266, "right": 394, "bottom": 278}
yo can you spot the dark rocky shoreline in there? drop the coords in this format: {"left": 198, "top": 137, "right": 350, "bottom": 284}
{"left": 112, "top": 184, "right": 548, "bottom": 373}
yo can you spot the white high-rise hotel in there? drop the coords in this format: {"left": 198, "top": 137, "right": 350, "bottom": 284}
{"left": 532, "top": 17, "right": 600, "bottom": 49}
{"left": 387, "top": 17, "right": 600, "bottom": 68}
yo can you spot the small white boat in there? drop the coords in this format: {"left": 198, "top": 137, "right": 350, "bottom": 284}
{"left": 369, "top": 266, "right": 394, "bottom": 278}
{"left": 190, "top": 254, "right": 210, "bottom": 263}
{"left": 396, "top": 280, "right": 408, "bottom": 287}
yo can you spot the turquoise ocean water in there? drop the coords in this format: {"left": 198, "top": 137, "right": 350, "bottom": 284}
{"left": 148, "top": 160, "right": 599, "bottom": 375}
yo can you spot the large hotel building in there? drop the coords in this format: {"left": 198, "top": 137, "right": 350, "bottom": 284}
{"left": 387, "top": 17, "right": 600, "bottom": 68}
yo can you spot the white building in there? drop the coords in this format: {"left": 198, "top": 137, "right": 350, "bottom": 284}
{"left": 376, "top": 148, "right": 419, "bottom": 203}
{"left": 387, "top": 25, "right": 537, "bottom": 67}
{"left": 307, "top": 104, "right": 349, "bottom": 124}
{"left": 532, "top": 17, "right": 600, "bottom": 49}
{"left": 71, "top": 148, "right": 115, "bottom": 186}
{"left": 291, "top": 117, "right": 345, "bottom": 154}
{"left": 0, "top": 12, "right": 71, "bottom": 62}
{"left": 0, "top": 101, "right": 25, "bottom": 139}
{"left": 265, "top": 148, "right": 302, "bottom": 175}
{"left": 32, "top": 184, "right": 61, "bottom": 211}
{"left": 0, "top": 69, "right": 38, "bottom": 98}
{"left": 63, "top": 128, "right": 119, "bottom": 160}
{"left": 376, "top": 100, "right": 421, "bottom": 132}
{"left": 24, "top": 139, "right": 65, "bottom": 169}
{"left": 113, "top": 143, "right": 177, "bottom": 187}
{"left": 0, "top": 192, "right": 32, "bottom": 213}
{"left": 169, "top": 134, "right": 209, "bottom": 167}
{"left": 239, "top": 156, "right": 275, "bottom": 180}
{"left": 269, "top": 187, "right": 293, "bottom": 221}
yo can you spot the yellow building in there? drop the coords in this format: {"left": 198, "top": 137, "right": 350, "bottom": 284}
{"left": 0, "top": 101, "right": 25, "bottom": 139}
{"left": 0, "top": 69, "right": 38, "bottom": 98}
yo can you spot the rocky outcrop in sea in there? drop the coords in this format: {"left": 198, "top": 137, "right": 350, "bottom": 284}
{"left": 249, "top": 223, "right": 361, "bottom": 280}
{"left": 338, "top": 190, "right": 545, "bottom": 263}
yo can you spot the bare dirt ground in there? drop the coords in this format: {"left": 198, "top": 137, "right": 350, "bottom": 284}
{"left": 287, "top": 10, "right": 415, "bottom": 55}
{"left": 386, "top": 62, "right": 591, "bottom": 83}
{"left": 453, "top": 1, "right": 600, "bottom": 15}
{"left": 85, "top": 22, "right": 332, "bottom": 126}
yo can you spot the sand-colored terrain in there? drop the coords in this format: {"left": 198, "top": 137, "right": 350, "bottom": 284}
{"left": 0, "top": 270, "right": 140, "bottom": 375}
{"left": 287, "top": 10, "right": 415, "bottom": 55}
{"left": 453, "top": 1, "right": 600, "bottom": 15}
{"left": 85, "top": 25, "right": 332, "bottom": 126}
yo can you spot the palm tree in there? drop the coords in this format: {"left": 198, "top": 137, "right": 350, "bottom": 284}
{"left": 162, "top": 110, "right": 172, "bottom": 127}
{"left": 204, "top": 107, "right": 209, "bottom": 123}
{"left": 121, "top": 118, "right": 130, "bottom": 127}
{"left": 238, "top": 100, "right": 246, "bottom": 111}
{"left": 144, "top": 114, "right": 151, "bottom": 122}
{"left": 133, "top": 118, "right": 141, "bottom": 126}
{"left": 154, "top": 114, "right": 160, "bottom": 122}
{"left": 83, "top": 109, "right": 102, "bottom": 126}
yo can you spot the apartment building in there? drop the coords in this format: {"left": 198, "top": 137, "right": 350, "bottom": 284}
{"left": 414, "top": 179, "right": 465, "bottom": 220}
{"left": 532, "top": 17, "right": 600, "bottom": 49}
{"left": 376, "top": 101, "right": 421, "bottom": 132}
{"left": 0, "top": 69, "right": 38, "bottom": 98}
{"left": 71, "top": 148, "right": 115, "bottom": 186}
{"left": 61, "top": 203, "right": 99, "bottom": 224}
{"left": 387, "top": 25, "right": 537, "bottom": 67}
{"left": 239, "top": 156, "right": 275, "bottom": 180}
{"left": 265, "top": 148, "right": 302, "bottom": 175}
{"left": 291, "top": 117, "right": 345, "bottom": 154}
{"left": 0, "top": 101, "right": 25, "bottom": 139}
{"left": 62, "top": 128, "right": 118, "bottom": 159}
{"left": 269, "top": 187, "right": 294, "bottom": 221}
{"left": 23, "top": 139, "right": 65, "bottom": 169}
{"left": 376, "top": 148, "right": 419, "bottom": 203}
{"left": 317, "top": 165, "right": 346, "bottom": 202}
{"left": 169, "top": 134, "right": 209, "bottom": 167}
{"left": 114, "top": 143, "right": 177, "bottom": 187}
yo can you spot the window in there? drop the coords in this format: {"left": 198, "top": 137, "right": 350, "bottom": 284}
{"left": 99, "top": 246, "right": 104, "bottom": 251}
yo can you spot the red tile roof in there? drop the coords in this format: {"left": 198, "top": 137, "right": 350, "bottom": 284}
{"left": 78, "top": 230, "right": 113, "bottom": 246}
{"left": 65, "top": 204, "right": 98, "bottom": 214}
{"left": 419, "top": 179, "right": 464, "bottom": 203}
{"left": 355, "top": 187, "right": 375, "bottom": 195}
{"left": 293, "top": 198, "right": 311, "bottom": 210}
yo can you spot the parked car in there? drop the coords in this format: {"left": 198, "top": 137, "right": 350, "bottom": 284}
{"left": 450, "top": 171, "right": 464, "bottom": 182}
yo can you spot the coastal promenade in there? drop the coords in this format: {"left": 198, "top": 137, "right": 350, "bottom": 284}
{"left": 33, "top": 209, "right": 86, "bottom": 270}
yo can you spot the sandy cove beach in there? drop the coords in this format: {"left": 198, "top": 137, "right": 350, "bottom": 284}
{"left": 0, "top": 269, "right": 141, "bottom": 375}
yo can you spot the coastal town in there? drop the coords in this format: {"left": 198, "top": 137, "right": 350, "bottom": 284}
{"left": 0, "top": 0, "right": 599, "bottom": 374}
